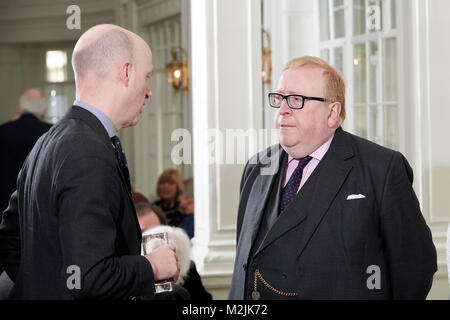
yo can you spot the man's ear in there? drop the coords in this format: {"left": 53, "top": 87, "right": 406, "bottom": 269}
{"left": 119, "top": 61, "right": 132, "bottom": 86}
{"left": 327, "top": 102, "right": 342, "bottom": 128}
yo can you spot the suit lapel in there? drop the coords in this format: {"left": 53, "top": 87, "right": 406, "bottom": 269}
{"left": 66, "top": 106, "right": 133, "bottom": 199}
{"left": 254, "top": 180, "right": 310, "bottom": 257}
{"left": 237, "top": 145, "right": 286, "bottom": 260}
{"left": 296, "top": 128, "right": 354, "bottom": 258}
{"left": 254, "top": 128, "right": 354, "bottom": 258}
{"left": 112, "top": 151, "right": 133, "bottom": 199}
{"left": 65, "top": 106, "right": 141, "bottom": 237}
{"left": 111, "top": 150, "right": 141, "bottom": 238}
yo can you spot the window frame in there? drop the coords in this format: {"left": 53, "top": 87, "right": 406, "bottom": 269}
{"left": 319, "top": 0, "right": 401, "bottom": 150}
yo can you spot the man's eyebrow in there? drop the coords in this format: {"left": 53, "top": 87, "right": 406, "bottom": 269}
{"left": 276, "top": 90, "right": 298, "bottom": 95}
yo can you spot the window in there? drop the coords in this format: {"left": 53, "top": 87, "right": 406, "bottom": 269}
{"left": 319, "top": 0, "right": 399, "bottom": 149}
{"left": 45, "top": 48, "right": 73, "bottom": 124}
{"left": 319, "top": 0, "right": 346, "bottom": 75}
{"left": 46, "top": 50, "right": 67, "bottom": 82}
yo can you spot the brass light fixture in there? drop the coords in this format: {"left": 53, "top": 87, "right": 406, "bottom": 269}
{"left": 166, "top": 46, "right": 189, "bottom": 92}
{"left": 261, "top": 28, "right": 272, "bottom": 85}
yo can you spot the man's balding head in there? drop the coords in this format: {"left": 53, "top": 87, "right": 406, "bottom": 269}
{"left": 72, "top": 24, "right": 136, "bottom": 80}
{"left": 71, "top": 24, "right": 153, "bottom": 132}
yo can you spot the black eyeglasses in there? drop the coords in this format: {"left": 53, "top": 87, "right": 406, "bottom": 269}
{"left": 268, "top": 92, "right": 330, "bottom": 110}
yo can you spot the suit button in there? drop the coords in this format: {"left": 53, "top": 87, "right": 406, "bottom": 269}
{"left": 243, "top": 264, "right": 247, "bottom": 271}
{"left": 282, "top": 273, "right": 287, "bottom": 279}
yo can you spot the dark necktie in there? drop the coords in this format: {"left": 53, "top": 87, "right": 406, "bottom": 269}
{"left": 111, "top": 135, "right": 132, "bottom": 194}
{"left": 279, "top": 156, "right": 312, "bottom": 213}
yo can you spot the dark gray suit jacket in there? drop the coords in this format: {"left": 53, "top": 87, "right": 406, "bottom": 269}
{"left": 0, "top": 106, "right": 155, "bottom": 299}
{"left": 229, "top": 127, "right": 437, "bottom": 299}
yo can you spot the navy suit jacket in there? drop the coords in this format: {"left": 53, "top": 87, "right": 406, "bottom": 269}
{"left": 229, "top": 127, "right": 437, "bottom": 299}
{"left": 0, "top": 106, "right": 155, "bottom": 299}
{"left": 0, "top": 113, "right": 51, "bottom": 213}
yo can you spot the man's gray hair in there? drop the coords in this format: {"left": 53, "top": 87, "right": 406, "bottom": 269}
{"left": 72, "top": 28, "right": 135, "bottom": 79}
{"left": 19, "top": 90, "right": 46, "bottom": 116}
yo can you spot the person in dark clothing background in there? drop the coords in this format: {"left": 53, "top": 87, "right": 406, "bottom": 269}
{"left": 0, "top": 88, "right": 51, "bottom": 214}
{"left": 0, "top": 88, "right": 51, "bottom": 299}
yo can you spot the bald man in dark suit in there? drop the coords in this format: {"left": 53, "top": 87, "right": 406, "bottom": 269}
{"left": 0, "top": 24, "right": 179, "bottom": 299}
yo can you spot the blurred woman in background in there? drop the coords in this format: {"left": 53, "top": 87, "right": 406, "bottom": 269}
{"left": 153, "top": 169, "right": 194, "bottom": 238}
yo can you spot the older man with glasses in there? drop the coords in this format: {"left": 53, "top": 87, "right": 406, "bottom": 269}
{"left": 229, "top": 55, "right": 437, "bottom": 300}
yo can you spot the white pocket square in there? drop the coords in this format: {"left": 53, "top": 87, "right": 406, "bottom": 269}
{"left": 346, "top": 194, "right": 366, "bottom": 200}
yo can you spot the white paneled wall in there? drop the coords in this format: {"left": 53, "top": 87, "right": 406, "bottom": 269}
{"left": 0, "top": 42, "right": 75, "bottom": 124}
{"left": 408, "top": 0, "right": 450, "bottom": 299}
{"left": 261, "top": 0, "right": 320, "bottom": 131}
{"left": 125, "top": 0, "right": 192, "bottom": 201}
{"left": 0, "top": 0, "right": 115, "bottom": 123}
{"left": 0, "top": 45, "right": 23, "bottom": 122}
{"left": 190, "top": 0, "right": 263, "bottom": 299}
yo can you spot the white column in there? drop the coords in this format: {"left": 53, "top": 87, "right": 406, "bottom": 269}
{"left": 190, "top": 0, "right": 263, "bottom": 299}
{"left": 261, "top": 0, "right": 320, "bottom": 132}
{"left": 399, "top": 0, "right": 450, "bottom": 299}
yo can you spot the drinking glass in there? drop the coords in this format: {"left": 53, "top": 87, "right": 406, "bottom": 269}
{"left": 142, "top": 232, "right": 173, "bottom": 293}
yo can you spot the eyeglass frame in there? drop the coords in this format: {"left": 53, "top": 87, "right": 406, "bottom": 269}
{"left": 268, "top": 92, "right": 333, "bottom": 110}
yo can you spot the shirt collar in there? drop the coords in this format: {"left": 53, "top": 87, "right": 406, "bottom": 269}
{"left": 74, "top": 100, "right": 117, "bottom": 138}
{"left": 288, "top": 133, "right": 335, "bottom": 163}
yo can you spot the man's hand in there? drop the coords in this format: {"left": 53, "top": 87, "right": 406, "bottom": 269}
{"left": 145, "top": 244, "right": 180, "bottom": 282}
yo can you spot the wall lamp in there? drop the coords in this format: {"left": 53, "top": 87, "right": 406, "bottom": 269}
{"left": 166, "top": 46, "right": 189, "bottom": 92}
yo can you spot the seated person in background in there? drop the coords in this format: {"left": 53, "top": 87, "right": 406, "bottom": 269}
{"left": 154, "top": 169, "right": 193, "bottom": 237}
{"left": 132, "top": 191, "right": 167, "bottom": 233}
{"left": 135, "top": 201, "right": 167, "bottom": 233}
{"left": 178, "top": 178, "right": 194, "bottom": 239}
{"left": 132, "top": 191, "right": 151, "bottom": 206}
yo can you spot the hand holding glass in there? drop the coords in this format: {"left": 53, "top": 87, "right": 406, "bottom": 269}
{"left": 142, "top": 232, "right": 174, "bottom": 293}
